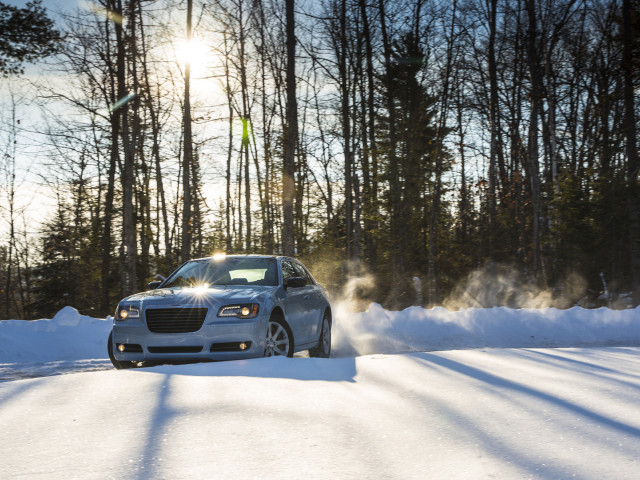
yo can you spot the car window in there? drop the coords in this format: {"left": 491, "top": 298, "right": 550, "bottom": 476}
{"left": 293, "top": 261, "right": 315, "bottom": 285}
{"left": 281, "top": 260, "right": 297, "bottom": 282}
{"left": 230, "top": 269, "right": 264, "bottom": 283}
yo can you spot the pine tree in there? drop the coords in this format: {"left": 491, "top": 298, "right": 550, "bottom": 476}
{"left": 0, "top": 0, "right": 61, "bottom": 76}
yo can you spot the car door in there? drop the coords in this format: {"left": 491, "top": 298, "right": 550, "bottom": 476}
{"left": 292, "top": 260, "right": 324, "bottom": 341}
{"left": 280, "top": 259, "right": 311, "bottom": 345}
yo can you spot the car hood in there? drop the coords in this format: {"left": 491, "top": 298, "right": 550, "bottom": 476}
{"left": 124, "top": 286, "right": 274, "bottom": 307}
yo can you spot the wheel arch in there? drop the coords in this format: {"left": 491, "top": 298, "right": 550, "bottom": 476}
{"left": 270, "top": 305, "right": 285, "bottom": 321}
{"left": 269, "top": 306, "right": 293, "bottom": 335}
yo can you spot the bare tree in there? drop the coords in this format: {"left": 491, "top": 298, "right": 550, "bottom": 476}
{"left": 282, "top": 0, "right": 297, "bottom": 256}
{"left": 181, "top": 0, "right": 194, "bottom": 263}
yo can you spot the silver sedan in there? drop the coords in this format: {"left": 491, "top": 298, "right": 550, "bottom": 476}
{"left": 108, "top": 255, "right": 332, "bottom": 369}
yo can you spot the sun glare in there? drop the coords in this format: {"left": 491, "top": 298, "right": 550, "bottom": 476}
{"left": 176, "top": 39, "right": 211, "bottom": 77}
{"left": 192, "top": 283, "right": 210, "bottom": 296}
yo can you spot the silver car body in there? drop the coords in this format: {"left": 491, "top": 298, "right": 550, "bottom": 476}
{"left": 111, "top": 255, "right": 331, "bottom": 362}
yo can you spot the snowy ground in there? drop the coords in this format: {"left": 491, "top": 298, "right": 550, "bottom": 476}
{"left": 2, "top": 304, "right": 640, "bottom": 377}
{"left": 1, "top": 305, "right": 640, "bottom": 479}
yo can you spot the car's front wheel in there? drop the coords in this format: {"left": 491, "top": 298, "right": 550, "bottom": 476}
{"left": 309, "top": 310, "right": 331, "bottom": 358}
{"left": 264, "top": 314, "right": 294, "bottom": 357}
{"left": 107, "top": 331, "right": 137, "bottom": 370}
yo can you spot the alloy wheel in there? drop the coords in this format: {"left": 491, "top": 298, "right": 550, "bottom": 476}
{"left": 265, "top": 320, "right": 291, "bottom": 356}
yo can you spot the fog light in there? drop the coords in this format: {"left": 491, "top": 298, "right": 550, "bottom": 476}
{"left": 239, "top": 342, "right": 247, "bottom": 350}
{"left": 117, "top": 344, "right": 126, "bottom": 352}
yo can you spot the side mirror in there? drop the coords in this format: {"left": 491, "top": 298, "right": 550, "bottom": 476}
{"left": 148, "top": 280, "right": 162, "bottom": 290}
{"left": 285, "top": 276, "right": 307, "bottom": 288}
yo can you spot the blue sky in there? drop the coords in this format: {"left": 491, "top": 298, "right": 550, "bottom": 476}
{"left": 4, "top": 0, "right": 80, "bottom": 16}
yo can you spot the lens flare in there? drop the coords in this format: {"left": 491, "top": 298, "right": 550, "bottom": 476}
{"left": 192, "top": 283, "right": 209, "bottom": 296}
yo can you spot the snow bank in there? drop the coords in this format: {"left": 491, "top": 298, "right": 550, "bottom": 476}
{"left": 1, "top": 304, "right": 639, "bottom": 364}
{"left": 0, "top": 307, "right": 112, "bottom": 363}
{"left": 332, "top": 303, "right": 640, "bottom": 356}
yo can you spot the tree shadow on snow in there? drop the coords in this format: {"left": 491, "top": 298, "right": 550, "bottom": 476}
{"left": 412, "top": 352, "right": 640, "bottom": 441}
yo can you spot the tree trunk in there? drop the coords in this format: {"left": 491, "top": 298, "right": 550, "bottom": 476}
{"left": 487, "top": 0, "right": 498, "bottom": 259}
{"left": 339, "top": 0, "right": 353, "bottom": 263}
{"left": 3, "top": 96, "right": 17, "bottom": 318}
{"left": 525, "top": 0, "right": 543, "bottom": 282}
{"left": 428, "top": 0, "right": 458, "bottom": 303}
{"left": 282, "top": 0, "right": 297, "bottom": 256}
{"left": 359, "top": 0, "right": 378, "bottom": 267}
{"left": 138, "top": 1, "right": 171, "bottom": 270}
{"left": 257, "top": 0, "right": 274, "bottom": 254}
{"left": 118, "top": 0, "right": 137, "bottom": 295}
{"left": 101, "top": 2, "right": 119, "bottom": 313}
{"left": 181, "top": 0, "right": 194, "bottom": 263}
{"left": 378, "top": 0, "right": 402, "bottom": 278}
{"left": 238, "top": 0, "right": 252, "bottom": 252}
{"left": 223, "top": 32, "right": 233, "bottom": 253}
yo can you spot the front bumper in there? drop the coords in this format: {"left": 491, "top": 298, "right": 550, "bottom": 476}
{"left": 111, "top": 315, "right": 269, "bottom": 362}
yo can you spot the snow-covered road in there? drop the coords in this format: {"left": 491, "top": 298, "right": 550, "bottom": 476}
{"left": 2, "top": 305, "right": 640, "bottom": 478}
{"left": 2, "top": 347, "right": 640, "bottom": 480}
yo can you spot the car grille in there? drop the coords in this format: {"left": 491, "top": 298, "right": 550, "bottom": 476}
{"left": 145, "top": 308, "right": 208, "bottom": 333}
{"left": 148, "top": 346, "right": 203, "bottom": 353}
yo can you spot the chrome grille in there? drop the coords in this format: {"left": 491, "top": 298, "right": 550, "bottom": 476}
{"left": 145, "top": 308, "right": 208, "bottom": 333}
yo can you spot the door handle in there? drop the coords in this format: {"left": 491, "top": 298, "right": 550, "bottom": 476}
{"left": 304, "top": 294, "right": 310, "bottom": 299}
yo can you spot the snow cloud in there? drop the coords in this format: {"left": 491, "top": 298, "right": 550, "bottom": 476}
{"left": 443, "top": 262, "right": 589, "bottom": 310}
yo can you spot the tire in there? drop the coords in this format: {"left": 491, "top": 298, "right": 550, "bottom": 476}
{"left": 107, "top": 331, "right": 136, "bottom": 370}
{"left": 309, "top": 310, "right": 331, "bottom": 358}
{"left": 264, "top": 314, "right": 294, "bottom": 358}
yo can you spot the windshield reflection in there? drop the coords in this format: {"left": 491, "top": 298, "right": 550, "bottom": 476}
{"left": 163, "top": 257, "right": 278, "bottom": 288}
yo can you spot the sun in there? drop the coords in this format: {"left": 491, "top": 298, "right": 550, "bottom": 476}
{"left": 175, "top": 38, "right": 211, "bottom": 77}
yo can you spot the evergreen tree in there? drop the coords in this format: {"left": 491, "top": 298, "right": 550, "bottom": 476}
{"left": 0, "top": 0, "right": 61, "bottom": 76}
{"left": 378, "top": 33, "right": 451, "bottom": 306}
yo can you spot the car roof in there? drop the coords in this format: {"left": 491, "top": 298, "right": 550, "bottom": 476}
{"left": 190, "top": 254, "right": 289, "bottom": 262}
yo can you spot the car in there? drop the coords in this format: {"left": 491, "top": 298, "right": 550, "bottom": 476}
{"left": 107, "top": 254, "right": 332, "bottom": 369}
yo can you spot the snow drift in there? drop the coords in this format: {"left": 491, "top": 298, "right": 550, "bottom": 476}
{"left": 0, "top": 306, "right": 112, "bottom": 364}
{"left": 332, "top": 303, "right": 640, "bottom": 356}
{"left": 1, "top": 304, "right": 639, "bottom": 364}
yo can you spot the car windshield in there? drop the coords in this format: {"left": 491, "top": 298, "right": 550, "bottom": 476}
{"left": 162, "top": 257, "right": 278, "bottom": 288}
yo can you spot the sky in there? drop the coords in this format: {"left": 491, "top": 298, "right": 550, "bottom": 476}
{"left": 5, "top": 0, "right": 80, "bottom": 13}
{"left": 1, "top": 2, "right": 85, "bottom": 236}
{"left": 1, "top": 0, "right": 230, "bottom": 239}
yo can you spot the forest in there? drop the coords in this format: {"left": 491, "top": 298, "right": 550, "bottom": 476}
{"left": 1, "top": 0, "right": 639, "bottom": 319}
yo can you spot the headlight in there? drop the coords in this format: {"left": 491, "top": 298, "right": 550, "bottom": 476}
{"left": 217, "top": 303, "right": 259, "bottom": 319}
{"left": 116, "top": 305, "right": 140, "bottom": 321}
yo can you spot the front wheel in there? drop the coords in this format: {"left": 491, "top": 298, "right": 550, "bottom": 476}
{"left": 264, "top": 315, "right": 294, "bottom": 358}
{"left": 309, "top": 311, "right": 331, "bottom": 358}
{"left": 107, "top": 331, "right": 136, "bottom": 370}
